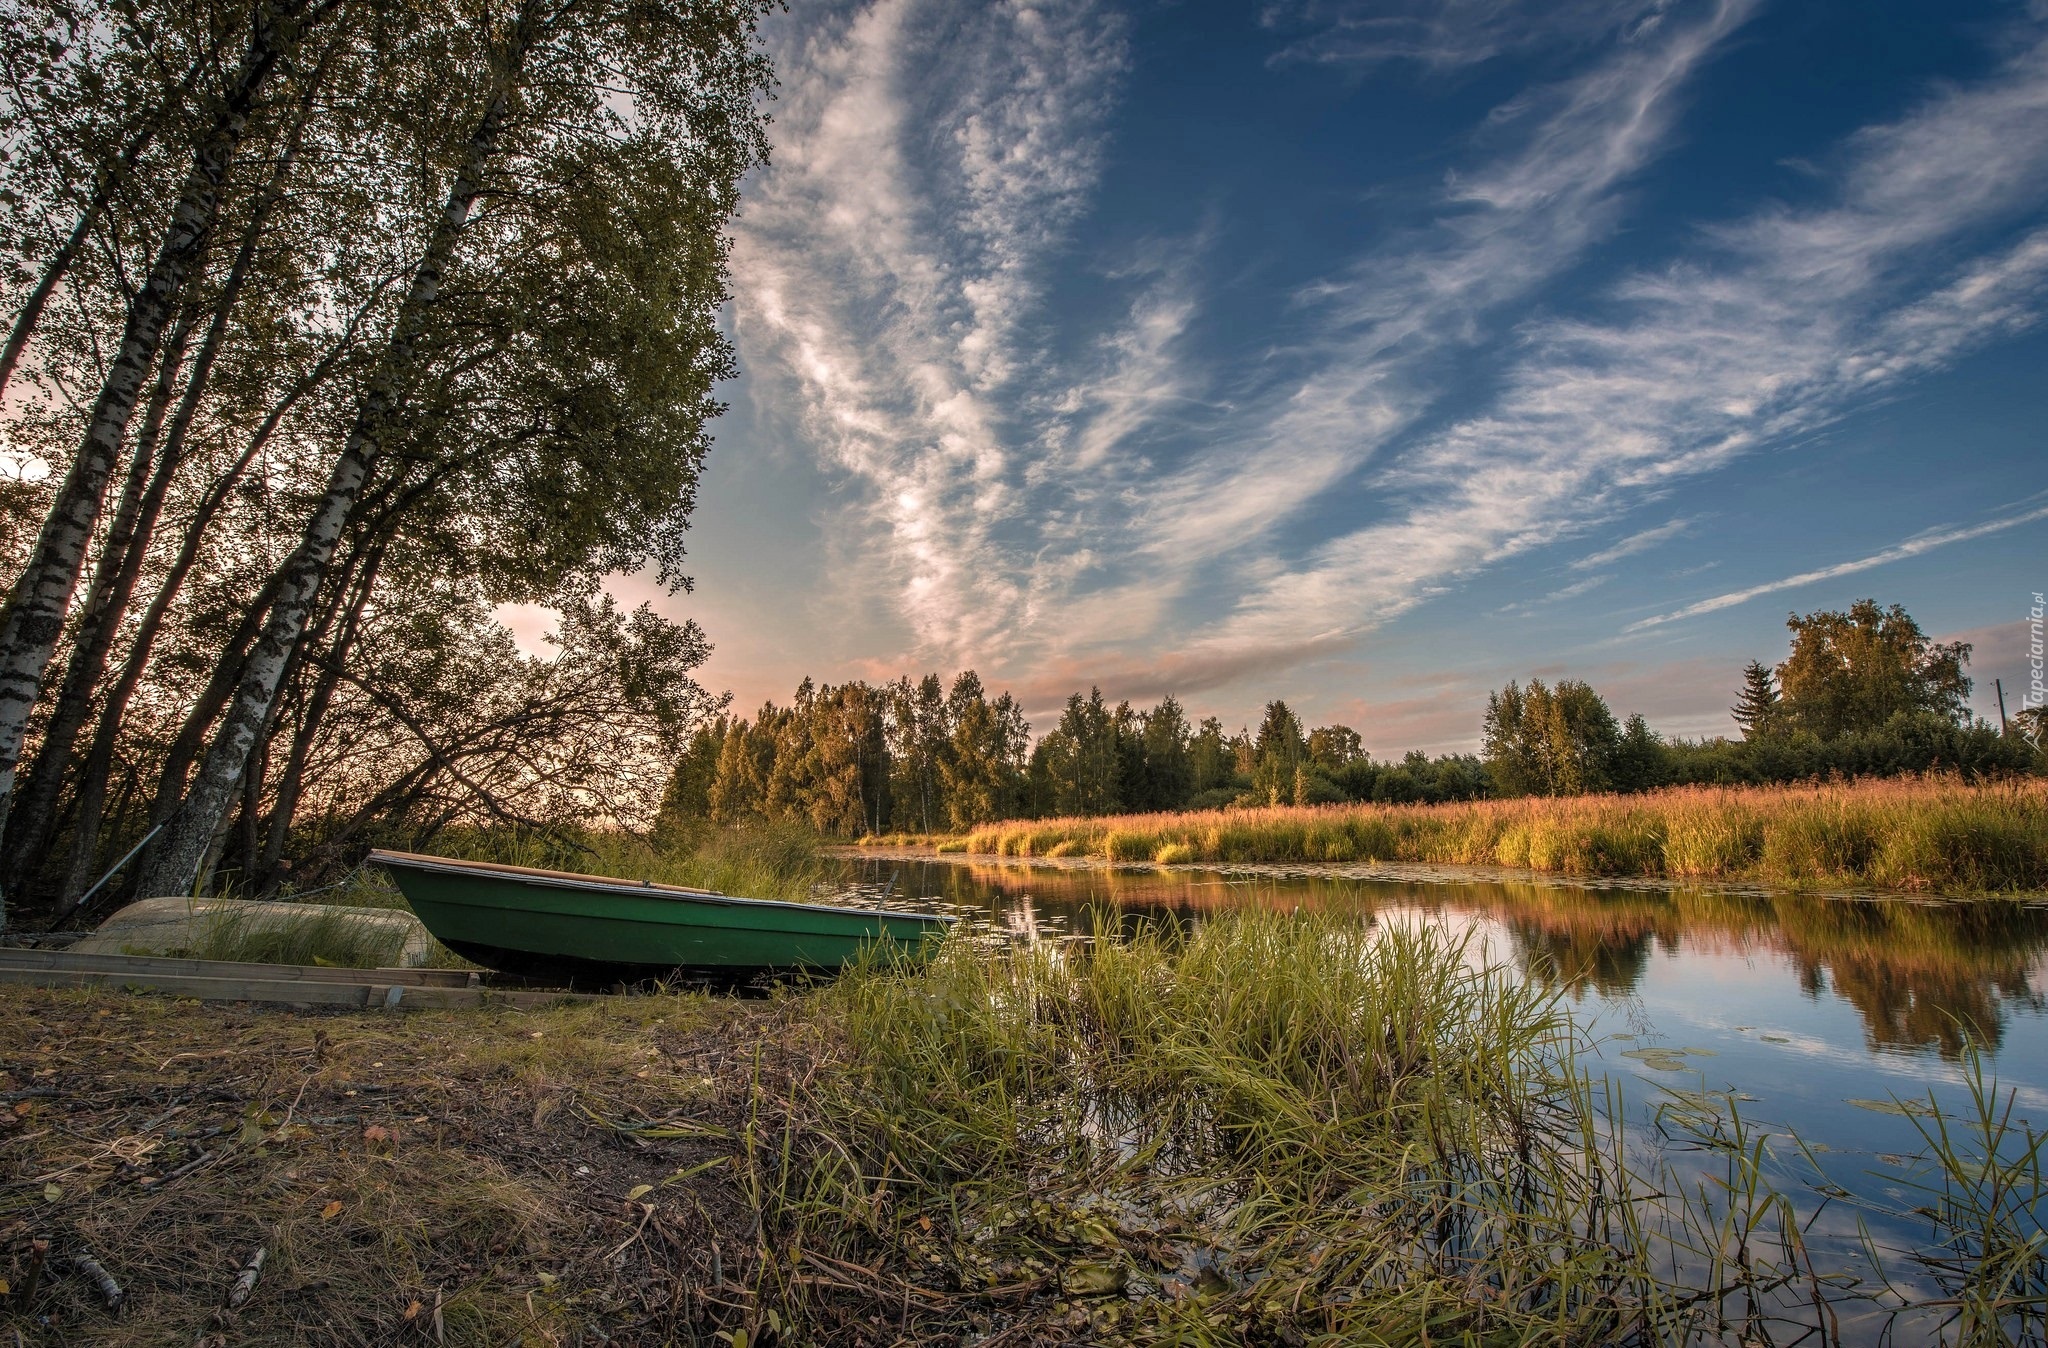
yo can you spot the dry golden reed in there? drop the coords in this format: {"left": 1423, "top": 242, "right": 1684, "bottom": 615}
{"left": 956, "top": 776, "right": 2048, "bottom": 894}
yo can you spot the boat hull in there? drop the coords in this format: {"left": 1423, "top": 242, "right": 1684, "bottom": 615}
{"left": 370, "top": 850, "right": 950, "bottom": 987}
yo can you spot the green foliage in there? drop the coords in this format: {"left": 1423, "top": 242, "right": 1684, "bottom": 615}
{"left": 1034, "top": 687, "right": 1124, "bottom": 817}
{"left": 1777, "top": 598, "right": 1973, "bottom": 739}
{"left": 1249, "top": 699, "right": 1307, "bottom": 804}
{"left": 1483, "top": 677, "right": 1623, "bottom": 796}
{"left": 1732, "top": 659, "right": 1782, "bottom": 741}
{"left": 1662, "top": 712, "right": 2036, "bottom": 785}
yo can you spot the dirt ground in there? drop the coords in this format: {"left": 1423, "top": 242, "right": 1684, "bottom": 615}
{"left": 0, "top": 984, "right": 816, "bottom": 1347}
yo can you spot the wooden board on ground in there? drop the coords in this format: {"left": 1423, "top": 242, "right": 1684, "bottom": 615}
{"left": 0, "top": 946, "right": 591, "bottom": 1009}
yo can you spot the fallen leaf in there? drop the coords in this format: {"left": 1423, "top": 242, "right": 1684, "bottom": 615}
{"left": 364, "top": 1125, "right": 392, "bottom": 1144}
{"left": 627, "top": 1185, "right": 653, "bottom": 1201}
{"left": 403, "top": 1299, "right": 422, "bottom": 1320}
{"left": 918, "top": 1215, "right": 932, "bottom": 1232}
{"left": 321, "top": 1200, "right": 344, "bottom": 1221}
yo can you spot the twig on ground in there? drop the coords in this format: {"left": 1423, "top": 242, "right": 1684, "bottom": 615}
{"left": 66, "top": 1250, "right": 125, "bottom": 1311}
{"left": 142, "top": 1148, "right": 216, "bottom": 1188}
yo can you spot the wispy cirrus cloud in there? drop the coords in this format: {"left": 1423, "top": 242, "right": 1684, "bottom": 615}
{"left": 732, "top": 0, "right": 1136, "bottom": 667}
{"left": 1260, "top": 0, "right": 1681, "bottom": 71}
{"left": 1628, "top": 503, "right": 2048, "bottom": 631}
{"left": 1204, "top": 25, "right": 2048, "bottom": 653}
{"left": 1572, "top": 516, "right": 1694, "bottom": 570}
{"left": 1134, "top": 0, "right": 1760, "bottom": 565}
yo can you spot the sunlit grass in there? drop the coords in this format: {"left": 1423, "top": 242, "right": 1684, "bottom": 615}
{"left": 953, "top": 777, "right": 2048, "bottom": 895}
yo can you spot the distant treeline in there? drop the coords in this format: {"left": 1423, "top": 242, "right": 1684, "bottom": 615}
{"left": 661, "top": 599, "right": 2044, "bottom": 839}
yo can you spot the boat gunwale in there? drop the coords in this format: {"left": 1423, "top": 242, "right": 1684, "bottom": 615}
{"left": 367, "top": 848, "right": 956, "bottom": 926}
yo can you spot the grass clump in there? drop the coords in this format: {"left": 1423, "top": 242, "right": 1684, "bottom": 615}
{"left": 958, "top": 777, "right": 2048, "bottom": 895}
{"left": 775, "top": 912, "right": 1750, "bottom": 1343}
{"left": 184, "top": 904, "right": 414, "bottom": 969}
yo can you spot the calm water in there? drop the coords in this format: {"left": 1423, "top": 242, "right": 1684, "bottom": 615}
{"left": 828, "top": 852, "right": 2048, "bottom": 1332}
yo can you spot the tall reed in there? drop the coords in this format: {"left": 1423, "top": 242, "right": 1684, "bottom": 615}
{"left": 954, "top": 777, "right": 2048, "bottom": 895}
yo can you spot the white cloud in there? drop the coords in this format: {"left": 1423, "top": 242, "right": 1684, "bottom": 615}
{"left": 1133, "top": 0, "right": 1760, "bottom": 564}
{"left": 1572, "top": 516, "right": 1693, "bottom": 570}
{"left": 1204, "top": 26, "right": 2048, "bottom": 653}
{"left": 731, "top": 0, "right": 1133, "bottom": 666}
{"left": 1261, "top": 0, "right": 1680, "bottom": 71}
{"left": 1628, "top": 504, "right": 2048, "bottom": 630}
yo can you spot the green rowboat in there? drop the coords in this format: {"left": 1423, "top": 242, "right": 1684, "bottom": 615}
{"left": 369, "top": 849, "right": 953, "bottom": 987}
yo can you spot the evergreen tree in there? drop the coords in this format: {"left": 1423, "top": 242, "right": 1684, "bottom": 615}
{"left": 655, "top": 715, "right": 728, "bottom": 837}
{"left": 1731, "top": 661, "right": 1782, "bottom": 741}
{"left": 1039, "top": 688, "right": 1120, "bottom": 816}
{"left": 1139, "top": 695, "right": 1193, "bottom": 810}
{"left": 1251, "top": 700, "right": 1307, "bottom": 804}
{"left": 943, "top": 671, "right": 1027, "bottom": 828}
{"left": 1611, "top": 714, "right": 1668, "bottom": 793}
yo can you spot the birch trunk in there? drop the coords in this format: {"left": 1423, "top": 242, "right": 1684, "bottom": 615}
{"left": 0, "top": 0, "right": 312, "bottom": 925}
{"left": 255, "top": 542, "right": 383, "bottom": 895}
{"left": 1, "top": 113, "right": 318, "bottom": 899}
{"left": 1, "top": 313, "right": 194, "bottom": 890}
{"left": 0, "top": 41, "right": 224, "bottom": 402}
{"left": 135, "top": 46, "right": 525, "bottom": 900}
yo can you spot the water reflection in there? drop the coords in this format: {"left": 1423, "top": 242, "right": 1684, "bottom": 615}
{"left": 837, "top": 855, "right": 2048, "bottom": 1062}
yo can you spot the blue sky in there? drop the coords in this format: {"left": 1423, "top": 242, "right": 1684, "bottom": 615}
{"left": 596, "top": 0, "right": 2048, "bottom": 753}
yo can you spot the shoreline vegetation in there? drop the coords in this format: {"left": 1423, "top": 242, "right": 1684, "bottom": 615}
{"left": 860, "top": 777, "right": 2048, "bottom": 897}
{"left": 6, "top": 912, "right": 2041, "bottom": 1344}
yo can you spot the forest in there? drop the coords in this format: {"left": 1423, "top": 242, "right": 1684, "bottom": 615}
{"left": 0, "top": 0, "right": 773, "bottom": 927}
{"left": 659, "top": 599, "right": 2042, "bottom": 841}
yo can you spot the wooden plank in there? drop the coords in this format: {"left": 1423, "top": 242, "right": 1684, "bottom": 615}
{"left": 0, "top": 947, "right": 477, "bottom": 988}
{"left": 0, "top": 965, "right": 587, "bottom": 1010}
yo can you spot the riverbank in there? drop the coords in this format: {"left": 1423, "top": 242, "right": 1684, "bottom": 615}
{"left": 915, "top": 777, "right": 2048, "bottom": 896}
{"left": 6, "top": 912, "right": 2041, "bottom": 1345}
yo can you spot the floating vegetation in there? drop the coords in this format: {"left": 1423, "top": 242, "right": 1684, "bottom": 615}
{"left": 1847, "top": 1097, "right": 1943, "bottom": 1118}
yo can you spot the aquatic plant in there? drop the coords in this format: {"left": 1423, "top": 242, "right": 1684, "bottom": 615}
{"left": 773, "top": 911, "right": 1836, "bottom": 1343}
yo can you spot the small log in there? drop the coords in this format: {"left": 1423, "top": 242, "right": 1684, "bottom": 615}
{"left": 66, "top": 1251, "right": 124, "bottom": 1311}
{"left": 227, "top": 1245, "right": 266, "bottom": 1308}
